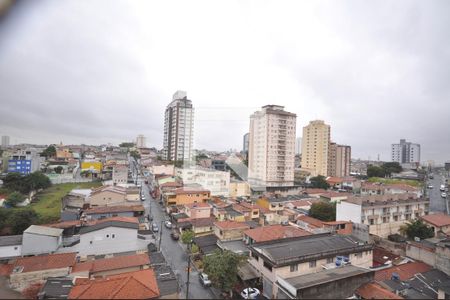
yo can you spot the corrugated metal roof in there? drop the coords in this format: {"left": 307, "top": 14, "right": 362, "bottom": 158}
{"left": 24, "top": 225, "right": 63, "bottom": 237}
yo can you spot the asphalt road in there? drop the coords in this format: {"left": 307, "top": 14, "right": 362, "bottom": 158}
{"left": 141, "top": 183, "right": 216, "bottom": 299}
{"left": 426, "top": 170, "right": 449, "bottom": 214}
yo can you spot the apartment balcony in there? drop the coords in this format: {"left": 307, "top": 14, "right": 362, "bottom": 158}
{"left": 414, "top": 209, "right": 423, "bottom": 214}
{"left": 392, "top": 212, "right": 402, "bottom": 216}
{"left": 382, "top": 212, "right": 391, "bottom": 218}
{"left": 366, "top": 215, "right": 379, "bottom": 220}
{"left": 404, "top": 209, "right": 412, "bottom": 214}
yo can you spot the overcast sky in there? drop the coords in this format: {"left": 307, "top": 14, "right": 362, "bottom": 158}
{"left": 0, "top": 1, "right": 449, "bottom": 163}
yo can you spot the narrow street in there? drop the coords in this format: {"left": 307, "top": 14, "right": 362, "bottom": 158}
{"left": 141, "top": 183, "right": 216, "bottom": 299}
{"left": 426, "top": 168, "right": 449, "bottom": 214}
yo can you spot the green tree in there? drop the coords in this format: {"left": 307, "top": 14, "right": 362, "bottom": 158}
{"left": 203, "top": 249, "right": 247, "bottom": 295}
{"left": 367, "top": 165, "right": 385, "bottom": 178}
{"left": 9, "top": 209, "right": 39, "bottom": 234}
{"left": 309, "top": 201, "right": 336, "bottom": 221}
{"left": 3, "top": 172, "right": 24, "bottom": 192}
{"left": 181, "top": 230, "right": 195, "bottom": 244}
{"left": 129, "top": 150, "right": 141, "bottom": 160}
{"left": 5, "top": 192, "right": 25, "bottom": 207}
{"left": 382, "top": 162, "right": 403, "bottom": 176}
{"left": 24, "top": 172, "right": 51, "bottom": 192}
{"left": 0, "top": 208, "right": 8, "bottom": 233}
{"left": 54, "top": 166, "right": 63, "bottom": 174}
{"left": 41, "top": 145, "right": 56, "bottom": 158}
{"left": 309, "top": 175, "right": 330, "bottom": 189}
{"left": 400, "top": 219, "right": 434, "bottom": 240}
{"left": 190, "top": 244, "right": 199, "bottom": 254}
{"left": 119, "top": 142, "right": 135, "bottom": 148}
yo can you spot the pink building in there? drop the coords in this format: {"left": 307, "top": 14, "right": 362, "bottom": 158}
{"left": 184, "top": 203, "right": 212, "bottom": 219}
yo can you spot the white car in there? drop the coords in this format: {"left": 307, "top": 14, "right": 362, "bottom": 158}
{"left": 427, "top": 185, "right": 433, "bottom": 189}
{"left": 241, "top": 288, "right": 261, "bottom": 299}
{"left": 440, "top": 185, "right": 446, "bottom": 192}
{"left": 442, "top": 192, "right": 447, "bottom": 198}
{"left": 164, "top": 221, "right": 172, "bottom": 229}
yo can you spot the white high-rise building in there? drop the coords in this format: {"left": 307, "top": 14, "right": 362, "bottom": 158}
{"left": 1, "top": 136, "right": 10, "bottom": 148}
{"left": 248, "top": 105, "right": 296, "bottom": 187}
{"left": 301, "top": 120, "right": 331, "bottom": 176}
{"left": 243, "top": 133, "right": 249, "bottom": 153}
{"left": 136, "top": 135, "right": 146, "bottom": 148}
{"left": 295, "top": 137, "right": 302, "bottom": 155}
{"left": 391, "top": 139, "right": 420, "bottom": 164}
{"left": 162, "top": 91, "right": 194, "bottom": 162}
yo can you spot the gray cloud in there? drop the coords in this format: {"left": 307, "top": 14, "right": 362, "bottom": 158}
{"left": 0, "top": 0, "right": 449, "bottom": 163}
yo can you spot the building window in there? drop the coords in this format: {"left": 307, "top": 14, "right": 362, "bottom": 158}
{"left": 112, "top": 234, "right": 115, "bottom": 238}
{"left": 263, "top": 261, "right": 272, "bottom": 271}
{"left": 309, "top": 261, "right": 316, "bottom": 268}
{"left": 369, "top": 219, "right": 374, "bottom": 225}
{"left": 327, "top": 257, "right": 334, "bottom": 264}
{"left": 290, "top": 264, "right": 298, "bottom": 272}
{"left": 355, "top": 252, "right": 363, "bottom": 258}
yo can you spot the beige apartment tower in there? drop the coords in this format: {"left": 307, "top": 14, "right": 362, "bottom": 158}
{"left": 248, "top": 105, "right": 296, "bottom": 187}
{"left": 328, "top": 142, "right": 351, "bottom": 177}
{"left": 301, "top": 120, "right": 330, "bottom": 176}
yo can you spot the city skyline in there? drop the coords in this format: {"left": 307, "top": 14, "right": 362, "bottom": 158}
{"left": 1, "top": 1, "right": 450, "bottom": 162}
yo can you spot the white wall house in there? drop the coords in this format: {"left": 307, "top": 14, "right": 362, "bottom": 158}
{"left": 21, "top": 225, "right": 63, "bottom": 256}
{"left": 176, "top": 167, "right": 230, "bottom": 197}
{"left": 0, "top": 235, "right": 22, "bottom": 260}
{"left": 336, "top": 195, "right": 429, "bottom": 238}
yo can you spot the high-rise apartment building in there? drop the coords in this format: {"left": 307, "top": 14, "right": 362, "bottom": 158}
{"left": 295, "top": 137, "right": 302, "bottom": 155}
{"left": 243, "top": 133, "right": 249, "bottom": 153}
{"left": 301, "top": 120, "right": 330, "bottom": 176}
{"left": 162, "top": 91, "right": 194, "bottom": 162}
{"left": 1, "top": 136, "right": 10, "bottom": 148}
{"left": 328, "top": 142, "right": 337, "bottom": 177}
{"left": 248, "top": 105, "right": 296, "bottom": 187}
{"left": 391, "top": 139, "right": 420, "bottom": 164}
{"left": 135, "top": 135, "right": 146, "bottom": 148}
{"left": 336, "top": 144, "right": 351, "bottom": 177}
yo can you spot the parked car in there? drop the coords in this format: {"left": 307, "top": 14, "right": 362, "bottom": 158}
{"left": 440, "top": 185, "right": 446, "bottom": 192}
{"left": 170, "top": 230, "right": 179, "bottom": 241}
{"left": 141, "top": 195, "right": 146, "bottom": 201}
{"left": 164, "top": 221, "right": 172, "bottom": 229}
{"left": 199, "top": 273, "right": 211, "bottom": 287}
{"left": 152, "top": 223, "right": 159, "bottom": 232}
{"left": 241, "top": 288, "right": 261, "bottom": 299}
{"left": 427, "top": 185, "right": 433, "bottom": 189}
{"left": 442, "top": 192, "right": 447, "bottom": 198}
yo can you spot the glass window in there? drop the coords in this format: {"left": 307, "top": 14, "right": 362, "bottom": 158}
{"left": 290, "top": 264, "right": 298, "bottom": 272}
{"left": 309, "top": 261, "right": 316, "bottom": 268}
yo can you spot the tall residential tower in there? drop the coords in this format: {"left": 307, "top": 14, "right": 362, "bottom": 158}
{"left": 301, "top": 120, "right": 330, "bottom": 177}
{"left": 391, "top": 139, "right": 420, "bottom": 164}
{"left": 162, "top": 91, "right": 194, "bottom": 161}
{"left": 248, "top": 105, "right": 296, "bottom": 187}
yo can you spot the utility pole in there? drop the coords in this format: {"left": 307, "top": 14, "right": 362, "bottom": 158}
{"left": 186, "top": 242, "right": 192, "bottom": 300}
{"left": 158, "top": 220, "right": 164, "bottom": 251}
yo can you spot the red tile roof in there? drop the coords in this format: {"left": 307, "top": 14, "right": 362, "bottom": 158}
{"left": 185, "top": 202, "right": 211, "bottom": 209}
{"left": 303, "top": 188, "right": 328, "bottom": 195}
{"left": 68, "top": 269, "right": 159, "bottom": 299}
{"left": 374, "top": 262, "right": 432, "bottom": 281}
{"left": 72, "top": 254, "right": 150, "bottom": 274}
{"left": 173, "top": 187, "right": 210, "bottom": 195}
{"left": 13, "top": 253, "right": 77, "bottom": 273}
{"left": 372, "top": 247, "right": 400, "bottom": 268}
{"left": 288, "top": 199, "right": 320, "bottom": 208}
{"left": 326, "top": 177, "right": 344, "bottom": 184}
{"left": 420, "top": 213, "right": 450, "bottom": 227}
{"left": 0, "top": 264, "right": 13, "bottom": 276}
{"left": 84, "top": 205, "right": 144, "bottom": 214}
{"left": 356, "top": 283, "right": 403, "bottom": 299}
{"left": 95, "top": 216, "right": 139, "bottom": 224}
{"left": 296, "top": 215, "right": 325, "bottom": 228}
{"left": 214, "top": 220, "right": 250, "bottom": 230}
{"left": 244, "top": 225, "right": 311, "bottom": 243}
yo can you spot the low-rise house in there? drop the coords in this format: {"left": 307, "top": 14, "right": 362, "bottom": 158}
{"left": 336, "top": 194, "right": 429, "bottom": 238}
{"left": 38, "top": 277, "right": 74, "bottom": 299}
{"left": 82, "top": 205, "right": 145, "bottom": 221}
{"left": 9, "top": 252, "right": 77, "bottom": 290}
{"left": 405, "top": 238, "right": 450, "bottom": 276}
{"left": 325, "top": 177, "right": 344, "bottom": 189}
{"left": 178, "top": 217, "right": 215, "bottom": 236}
{"left": 243, "top": 224, "right": 311, "bottom": 245}
{"left": 58, "top": 217, "right": 147, "bottom": 258}
{"left": 356, "top": 282, "right": 402, "bottom": 299}
{"left": 319, "top": 191, "right": 351, "bottom": 203}
{"left": 68, "top": 269, "right": 160, "bottom": 299}
{"left": 22, "top": 225, "right": 63, "bottom": 256}
{"left": 277, "top": 265, "right": 375, "bottom": 299}
{"left": 175, "top": 167, "right": 230, "bottom": 197}
{"left": 229, "top": 179, "right": 251, "bottom": 198}
{"left": 163, "top": 187, "right": 210, "bottom": 206}
{"left": 0, "top": 235, "right": 22, "bottom": 260}
{"left": 420, "top": 213, "right": 450, "bottom": 236}
{"left": 112, "top": 164, "right": 128, "bottom": 185}
{"left": 184, "top": 202, "right": 211, "bottom": 219}
{"left": 248, "top": 233, "right": 373, "bottom": 298}
{"left": 192, "top": 234, "right": 219, "bottom": 256}
{"left": 214, "top": 221, "right": 250, "bottom": 241}
{"left": 237, "top": 202, "right": 261, "bottom": 220}
{"left": 361, "top": 182, "right": 422, "bottom": 198}
{"left": 88, "top": 186, "right": 140, "bottom": 207}
{"left": 295, "top": 216, "right": 354, "bottom": 235}
{"left": 71, "top": 253, "right": 150, "bottom": 278}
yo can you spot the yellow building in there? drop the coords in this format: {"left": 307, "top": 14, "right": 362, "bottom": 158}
{"left": 229, "top": 180, "right": 251, "bottom": 198}
{"left": 301, "top": 120, "right": 331, "bottom": 176}
{"left": 164, "top": 187, "right": 210, "bottom": 206}
{"left": 81, "top": 161, "right": 103, "bottom": 172}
